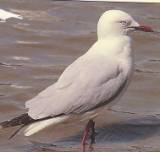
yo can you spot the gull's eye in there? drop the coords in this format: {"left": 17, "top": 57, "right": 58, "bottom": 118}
{"left": 119, "top": 20, "right": 132, "bottom": 27}
{"left": 119, "top": 20, "right": 128, "bottom": 26}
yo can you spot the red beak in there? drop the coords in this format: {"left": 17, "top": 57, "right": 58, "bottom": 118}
{"left": 134, "top": 25, "right": 154, "bottom": 32}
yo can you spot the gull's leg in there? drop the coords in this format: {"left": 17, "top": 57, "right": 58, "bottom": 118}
{"left": 89, "top": 120, "right": 96, "bottom": 151}
{"left": 81, "top": 120, "right": 94, "bottom": 152}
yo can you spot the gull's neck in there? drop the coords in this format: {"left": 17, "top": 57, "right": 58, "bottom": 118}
{"left": 87, "top": 35, "right": 132, "bottom": 59}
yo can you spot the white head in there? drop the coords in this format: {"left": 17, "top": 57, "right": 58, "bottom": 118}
{"left": 97, "top": 10, "right": 153, "bottom": 39}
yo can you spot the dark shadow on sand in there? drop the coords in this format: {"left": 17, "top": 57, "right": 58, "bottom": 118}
{"left": 54, "top": 115, "right": 160, "bottom": 145}
{"left": 28, "top": 115, "right": 160, "bottom": 152}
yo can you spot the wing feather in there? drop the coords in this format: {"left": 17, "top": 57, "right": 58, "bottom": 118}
{"left": 26, "top": 54, "right": 127, "bottom": 119}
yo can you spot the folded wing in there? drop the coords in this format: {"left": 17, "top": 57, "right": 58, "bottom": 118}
{"left": 26, "top": 54, "right": 127, "bottom": 119}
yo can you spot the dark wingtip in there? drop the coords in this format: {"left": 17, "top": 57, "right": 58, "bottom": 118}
{"left": 8, "top": 125, "right": 26, "bottom": 140}
{"left": 0, "top": 120, "right": 10, "bottom": 128}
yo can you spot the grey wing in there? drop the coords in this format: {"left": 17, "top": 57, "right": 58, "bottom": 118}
{"left": 26, "top": 55, "right": 127, "bottom": 119}
{"left": 25, "top": 55, "right": 85, "bottom": 119}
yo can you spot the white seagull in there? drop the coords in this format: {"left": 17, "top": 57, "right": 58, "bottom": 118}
{"left": 0, "top": 10, "right": 155, "bottom": 152}
{"left": 0, "top": 9, "right": 23, "bottom": 22}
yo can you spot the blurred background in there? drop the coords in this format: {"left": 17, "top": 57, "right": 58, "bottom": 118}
{"left": 0, "top": 1, "right": 160, "bottom": 152}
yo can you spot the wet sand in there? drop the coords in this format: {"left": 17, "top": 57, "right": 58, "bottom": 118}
{"left": 0, "top": 1, "right": 160, "bottom": 152}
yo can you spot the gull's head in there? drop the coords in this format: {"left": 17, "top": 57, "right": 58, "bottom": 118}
{"left": 97, "top": 10, "right": 153, "bottom": 39}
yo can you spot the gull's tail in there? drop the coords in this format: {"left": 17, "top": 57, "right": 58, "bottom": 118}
{"left": 0, "top": 114, "right": 69, "bottom": 138}
{"left": 24, "top": 115, "right": 69, "bottom": 136}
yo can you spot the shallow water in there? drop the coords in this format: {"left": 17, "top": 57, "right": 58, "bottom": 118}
{"left": 0, "top": 1, "right": 160, "bottom": 152}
